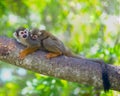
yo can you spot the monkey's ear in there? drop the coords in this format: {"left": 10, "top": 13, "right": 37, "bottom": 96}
{"left": 13, "top": 32, "right": 17, "bottom": 38}
{"left": 29, "top": 30, "right": 32, "bottom": 34}
{"left": 13, "top": 32, "right": 21, "bottom": 43}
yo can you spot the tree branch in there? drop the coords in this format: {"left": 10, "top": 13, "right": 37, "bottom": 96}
{"left": 0, "top": 36, "right": 120, "bottom": 91}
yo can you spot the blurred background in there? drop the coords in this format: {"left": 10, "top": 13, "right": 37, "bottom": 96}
{"left": 0, "top": 0, "right": 120, "bottom": 96}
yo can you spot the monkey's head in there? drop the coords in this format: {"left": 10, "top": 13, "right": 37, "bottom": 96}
{"left": 30, "top": 28, "right": 50, "bottom": 40}
{"left": 13, "top": 27, "right": 41, "bottom": 47}
{"left": 13, "top": 27, "right": 30, "bottom": 44}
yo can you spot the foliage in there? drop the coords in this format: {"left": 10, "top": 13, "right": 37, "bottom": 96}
{"left": 0, "top": 0, "right": 119, "bottom": 96}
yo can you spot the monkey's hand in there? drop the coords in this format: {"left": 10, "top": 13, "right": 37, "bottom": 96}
{"left": 19, "top": 47, "right": 39, "bottom": 59}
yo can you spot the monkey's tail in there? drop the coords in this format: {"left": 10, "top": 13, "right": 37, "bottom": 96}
{"left": 65, "top": 50, "right": 111, "bottom": 91}
{"left": 101, "top": 63, "right": 111, "bottom": 92}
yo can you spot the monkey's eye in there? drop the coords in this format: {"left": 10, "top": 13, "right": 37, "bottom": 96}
{"left": 21, "top": 31, "right": 24, "bottom": 34}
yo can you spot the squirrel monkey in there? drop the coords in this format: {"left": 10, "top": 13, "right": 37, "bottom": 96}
{"left": 13, "top": 27, "right": 41, "bottom": 59}
{"left": 30, "top": 28, "right": 84, "bottom": 59}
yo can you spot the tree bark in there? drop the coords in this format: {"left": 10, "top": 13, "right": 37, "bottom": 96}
{"left": 0, "top": 36, "right": 120, "bottom": 91}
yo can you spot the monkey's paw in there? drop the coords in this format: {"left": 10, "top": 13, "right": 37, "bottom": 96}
{"left": 46, "top": 54, "right": 52, "bottom": 59}
{"left": 19, "top": 52, "right": 26, "bottom": 59}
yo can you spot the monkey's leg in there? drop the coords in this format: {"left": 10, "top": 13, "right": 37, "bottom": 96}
{"left": 19, "top": 47, "right": 39, "bottom": 59}
{"left": 46, "top": 52, "right": 62, "bottom": 59}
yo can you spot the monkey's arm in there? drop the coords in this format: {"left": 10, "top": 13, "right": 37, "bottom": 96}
{"left": 19, "top": 46, "right": 40, "bottom": 59}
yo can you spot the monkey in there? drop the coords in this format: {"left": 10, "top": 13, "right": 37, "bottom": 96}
{"left": 13, "top": 27, "right": 41, "bottom": 59}
{"left": 30, "top": 28, "right": 85, "bottom": 59}
{"left": 13, "top": 27, "right": 111, "bottom": 92}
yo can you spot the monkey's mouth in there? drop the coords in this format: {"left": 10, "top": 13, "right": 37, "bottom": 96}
{"left": 23, "top": 35, "right": 27, "bottom": 38}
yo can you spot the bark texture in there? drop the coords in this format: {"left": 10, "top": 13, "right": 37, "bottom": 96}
{"left": 0, "top": 36, "right": 120, "bottom": 91}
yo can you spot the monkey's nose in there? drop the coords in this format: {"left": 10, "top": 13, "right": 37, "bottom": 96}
{"left": 23, "top": 35, "right": 27, "bottom": 38}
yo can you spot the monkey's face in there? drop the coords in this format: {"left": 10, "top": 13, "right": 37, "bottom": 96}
{"left": 30, "top": 29, "right": 46, "bottom": 40}
{"left": 18, "top": 29, "right": 29, "bottom": 39}
{"left": 13, "top": 28, "right": 29, "bottom": 43}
